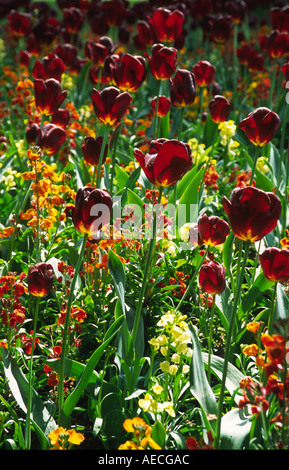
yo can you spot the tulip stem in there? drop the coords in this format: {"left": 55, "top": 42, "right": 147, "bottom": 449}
{"left": 25, "top": 295, "right": 41, "bottom": 450}
{"left": 249, "top": 145, "right": 260, "bottom": 185}
{"left": 152, "top": 80, "right": 161, "bottom": 139}
{"left": 279, "top": 101, "right": 289, "bottom": 187}
{"left": 268, "top": 282, "right": 277, "bottom": 335}
{"left": 94, "top": 124, "right": 109, "bottom": 188}
{"left": 131, "top": 187, "right": 163, "bottom": 348}
{"left": 207, "top": 294, "right": 216, "bottom": 386}
{"left": 58, "top": 233, "right": 88, "bottom": 426}
{"left": 214, "top": 239, "right": 250, "bottom": 450}
{"left": 176, "top": 246, "right": 209, "bottom": 313}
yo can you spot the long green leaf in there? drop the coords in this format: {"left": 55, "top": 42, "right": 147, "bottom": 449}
{"left": 2, "top": 349, "right": 56, "bottom": 440}
{"left": 219, "top": 407, "right": 252, "bottom": 450}
{"left": 108, "top": 249, "right": 126, "bottom": 315}
{"left": 61, "top": 315, "right": 124, "bottom": 420}
{"left": 188, "top": 324, "right": 217, "bottom": 416}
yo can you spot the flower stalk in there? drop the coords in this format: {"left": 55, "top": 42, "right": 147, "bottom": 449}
{"left": 131, "top": 187, "right": 163, "bottom": 348}
{"left": 58, "top": 232, "right": 88, "bottom": 425}
{"left": 214, "top": 239, "right": 250, "bottom": 449}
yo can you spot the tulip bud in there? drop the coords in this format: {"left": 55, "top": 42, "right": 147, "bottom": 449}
{"left": 199, "top": 260, "right": 226, "bottom": 295}
{"left": 209, "top": 95, "right": 231, "bottom": 123}
{"left": 134, "top": 138, "right": 192, "bottom": 187}
{"left": 28, "top": 263, "right": 54, "bottom": 297}
{"left": 65, "top": 187, "right": 113, "bottom": 240}
{"left": 238, "top": 107, "right": 279, "bottom": 147}
{"left": 259, "top": 247, "right": 289, "bottom": 284}
{"left": 222, "top": 186, "right": 281, "bottom": 242}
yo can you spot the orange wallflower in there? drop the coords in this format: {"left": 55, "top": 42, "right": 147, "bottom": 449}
{"left": 48, "top": 427, "right": 84, "bottom": 450}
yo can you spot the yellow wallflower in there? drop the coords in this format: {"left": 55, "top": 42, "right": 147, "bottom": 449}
{"left": 48, "top": 426, "right": 84, "bottom": 450}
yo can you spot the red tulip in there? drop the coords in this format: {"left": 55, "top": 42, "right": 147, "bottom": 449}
{"left": 54, "top": 44, "right": 87, "bottom": 75}
{"left": 199, "top": 260, "right": 226, "bottom": 295}
{"left": 271, "top": 6, "right": 289, "bottom": 33}
{"left": 133, "top": 20, "right": 156, "bottom": 50}
{"left": 84, "top": 39, "right": 113, "bottom": 66}
{"left": 28, "top": 263, "right": 54, "bottom": 297}
{"left": 208, "top": 95, "right": 231, "bottom": 123}
{"left": 192, "top": 60, "right": 216, "bottom": 87}
{"left": 259, "top": 247, "right": 289, "bottom": 284}
{"left": 38, "top": 124, "right": 66, "bottom": 156}
{"left": 210, "top": 15, "right": 233, "bottom": 44}
{"left": 148, "top": 7, "right": 184, "bottom": 43}
{"left": 65, "top": 187, "right": 113, "bottom": 240}
{"left": 225, "top": 0, "right": 246, "bottom": 24}
{"left": 81, "top": 136, "right": 108, "bottom": 166}
{"left": 32, "top": 53, "right": 66, "bottom": 82}
{"left": 198, "top": 214, "right": 230, "bottom": 246}
{"left": 51, "top": 108, "right": 70, "bottom": 129}
{"left": 147, "top": 43, "right": 178, "bottom": 81}
{"left": 267, "top": 30, "right": 289, "bottom": 59}
{"left": 34, "top": 78, "right": 67, "bottom": 116}
{"left": 62, "top": 7, "right": 85, "bottom": 34}
{"left": 112, "top": 53, "right": 147, "bottom": 92}
{"left": 25, "top": 123, "right": 42, "bottom": 145}
{"left": 134, "top": 138, "right": 192, "bottom": 187}
{"left": 151, "top": 95, "right": 171, "bottom": 117}
{"left": 222, "top": 186, "right": 282, "bottom": 242}
{"left": 169, "top": 69, "right": 196, "bottom": 108}
{"left": 7, "top": 10, "right": 32, "bottom": 37}
{"left": 91, "top": 86, "right": 132, "bottom": 126}
{"left": 238, "top": 107, "right": 279, "bottom": 147}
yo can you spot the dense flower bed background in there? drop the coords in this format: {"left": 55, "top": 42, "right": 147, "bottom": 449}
{"left": 0, "top": 0, "right": 289, "bottom": 451}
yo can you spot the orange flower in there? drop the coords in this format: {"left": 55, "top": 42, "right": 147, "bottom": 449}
{"left": 48, "top": 427, "right": 84, "bottom": 450}
{"left": 242, "top": 344, "right": 259, "bottom": 356}
{"left": 246, "top": 322, "right": 261, "bottom": 334}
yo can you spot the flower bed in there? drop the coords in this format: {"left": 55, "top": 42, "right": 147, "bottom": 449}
{"left": 0, "top": 0, "right": 289, "bottom": 451}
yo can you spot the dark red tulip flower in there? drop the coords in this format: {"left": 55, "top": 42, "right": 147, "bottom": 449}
{"left": 65, "top": 187, "right": 113, "bottom": 240}
{"left": 222, "top": 186, "right": 282, "bottom": 243}
{"left": 25, "top": 122, "right": 42, "bottom": 146}
{"left": 198, "top": 214, "right": 230, "bottom": 246}
{"left": 134, "top": 138, "right": 192, "bottom": 187}
{"left": 34, "top": 78, "right": 67, "bottom": 116}
{"left": 7, "top": 10, "right": 32, "bottom": 37}
{"left": 259, "top": 247, "right": 289, "bottom": 284}
{"left": 267, "top": 30, "right": 289, "bottom": 60}
{"left": 32, "top": 53, "right": 66, "bottom": 82}
{"left": 238, "top": 107, "right": 279, "bottom": 147}
{"left": 84, "top": 39, "right": 112, "bottom": 66}
{"left": 38, "top": 124, "right": 66, "bottom": 156}
{"left": 169, "top": 69, "right": 196, "bottom": 108}
{"left": 151, "top": 95, "right": 171, "bottom": 117}
{"left": 28, "top": 263, "right": 55, "bottom": 297}
{"left": 133, "top": 20, "right": 156, "bottom": 50}
{"left": 147, "top": 43, "right": 178, "bottom": 81}
{"left": 208, "top": 95, "right": 232, "bottom": 123}
{"left": 199, "top": 260, "right": 226, "bottom": 295}
{"left": 112, "top": 53, "right": 147, "bottom": 92}
{"left": 192, "top": 60, "right": 216, "bottom": 87}
{"left": 91, "top": 86, "right": 132, "bottom": 126}
{"left": 51, "top": 108, "right": 70, "bottom": 129}
{"left": 210, "top": 15, "right": 233, "bottom": 44}
{"left": 54, "top": 44, "right": 87, "bottom": 75}
{"left": 225, "top": 0, "right": 247, "bottom": 24}
{"left": 148, "top": 7, "right": 184, "bottom": 43}
{"left": 271, "top": 6, "right": 289, "bottom": 33}
{"left": 62, "top": 7, "right": 85, "bottom": 34}
{"left": 101, "top": 0, "right": 127, "bottom": 27}
{"left": 81, "top": 136, "right": 108, "bottom": 166}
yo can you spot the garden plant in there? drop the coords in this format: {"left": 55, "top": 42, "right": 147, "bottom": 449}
{"left": 1, "top": 0, "right": 289, "bottom": 452}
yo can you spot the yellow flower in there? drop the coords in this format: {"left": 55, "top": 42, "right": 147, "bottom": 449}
{"left": 242, "top": 344, "right": 259, "bottom": 357}
{"left": 48, "top": 426, "right": 85, "bottom": 450}
{"left": 151, "top": 383, "right": 164, "bottom": 395}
